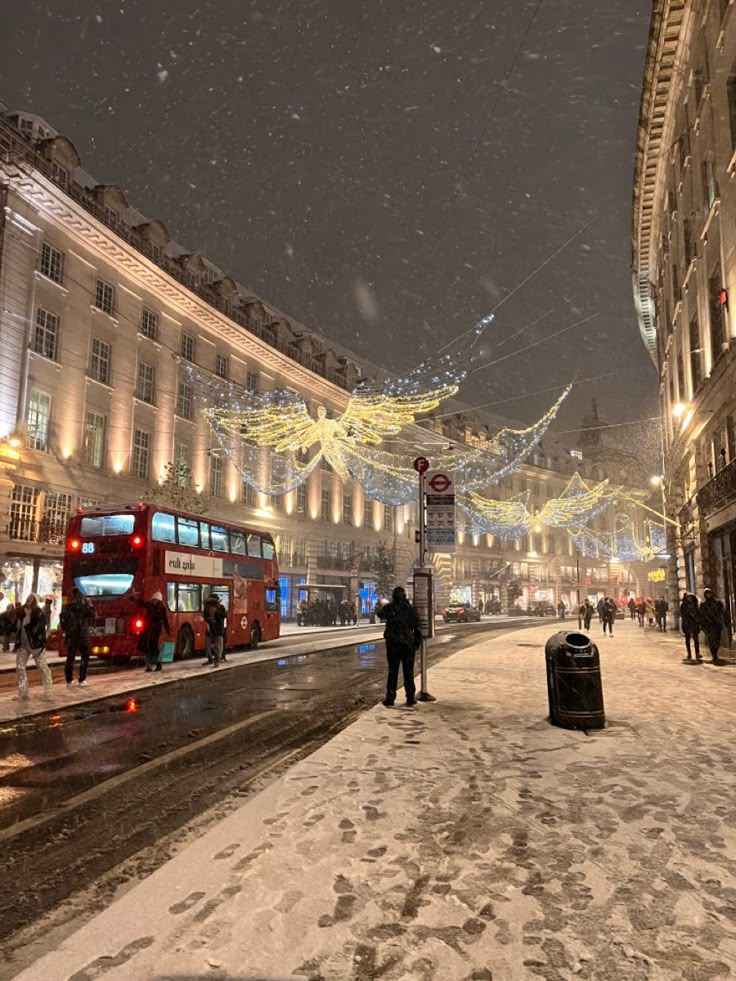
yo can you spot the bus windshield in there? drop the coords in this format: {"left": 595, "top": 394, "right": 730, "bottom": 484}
{"left": 80, "top": 514, "right": 136, "bottom": 537}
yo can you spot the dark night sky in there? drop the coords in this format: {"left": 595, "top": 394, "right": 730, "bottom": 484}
{"left": 0, "top": 0, "right": 659, "bottom": 435}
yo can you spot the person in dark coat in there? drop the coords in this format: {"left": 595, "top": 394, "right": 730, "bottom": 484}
{"left": 557, "top": 600, "right": 566, "bottom": 621}
{"left": 203, "top": 593, "right": 227, "bottom": 666}
{"left": 601, "top": 597, "right": 616, "bottom": 636}
{"left": 61, "top": 587, "right": 96, "bottom": 686}
{"left": 596, "top": 598, "right": 605, "bottom": 624}
{"left": 132, "top": 590, "right": 171, "bottom": 672}
{"left": 579, "top": 599, "right": 594, "bottom": 631}
{"left": 699, "top": 589, "right": 730, "bottom": 665}
{"left": 679, "top": 592, "right": 702, "bottom": 662}
{"left": 627, "top": 596, "right": 636, "bottom": 621}
{"left": 375, "top": 586, "right": 421, "bottom": 707}
{"left": 654, "top": 597, "right": 669, "bottom": 632}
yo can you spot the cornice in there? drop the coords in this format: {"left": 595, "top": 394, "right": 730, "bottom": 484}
{"left": 1, "top": 160, "right": 349, "bottom": 408}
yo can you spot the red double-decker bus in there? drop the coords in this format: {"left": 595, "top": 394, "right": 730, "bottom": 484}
{"left": 61, "top": 503, "right": 280, "bottom": 660}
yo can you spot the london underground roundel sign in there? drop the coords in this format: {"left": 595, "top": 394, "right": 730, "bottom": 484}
{"left": 428, "top": 472, "right": 452, "bottom": 493}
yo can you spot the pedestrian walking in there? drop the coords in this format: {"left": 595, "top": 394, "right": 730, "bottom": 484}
{"left": 699, "top": 589, "right": 730, "bottom": 665}
{"left": 14, "top": 594, "right": 53, "bottom": 701}
{"left": 375, "top": 586, "right": 421, "bottom": 707}
{"left": 679, "top": 592, "right": 702, "bottom": 662}
{"left": 557, "top": 599, "right": 566, "bottom": 621}
{"left": 1, "top": 601, "right": 16, "bottom": 652}
{"left": 579, "top": 599, "right": 594, "bottom": 631}
{"left": 627, "top": 596, "right": 636, "bottom": 621}
{"left": 635, "top": 598, "right": 646, "bottom": 628}
{"left": 132, "top": 590, "right": 172, "bottom": 672}
{"left": 601, "top": 596, "right": 616, "bottom": 637}
{"left": 60, "top": 587, "right": 96, "bottom": 686}
{"left": 203, "top": 592, "right": 227, "bottom": 666}
{"left": 596, "top": 597, "right": 605, "bottom": 624}
{"left": 645, "top": 598, "right": 655, "bottom": 627}
{"left": 654, "top": 596, "right": 669, "bottom": 632}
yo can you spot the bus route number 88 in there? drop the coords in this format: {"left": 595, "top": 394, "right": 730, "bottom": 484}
{"left": 81, "top": 542, "right": 96, "bottom": 554}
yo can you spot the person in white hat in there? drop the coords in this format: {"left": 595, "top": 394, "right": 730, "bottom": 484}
{"left": 131, "top": 589, "right": 171, "bottom": 672}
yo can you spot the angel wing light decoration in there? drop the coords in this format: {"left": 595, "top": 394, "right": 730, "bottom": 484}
{"left": 178, "top": 314, "right": 493, "bottom": 493}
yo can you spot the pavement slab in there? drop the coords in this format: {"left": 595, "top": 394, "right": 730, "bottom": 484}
{"left": 10, "top": 620, "right": 736, "bottom": 981}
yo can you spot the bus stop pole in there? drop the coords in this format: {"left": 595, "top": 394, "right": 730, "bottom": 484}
{"left": 416, "top": 470, "right": 436, "bottom": 702}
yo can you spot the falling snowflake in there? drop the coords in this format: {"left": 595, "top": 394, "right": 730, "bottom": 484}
{"left": 431, "top": 45, "right": 442, "bottom": 53}
{"left": 157, "top": 69, "right": 168, "bottom": 83}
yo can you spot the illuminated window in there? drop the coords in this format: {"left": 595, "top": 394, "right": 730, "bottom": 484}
{"left": 83, "top": 411, "right": 106, "bottom": 468}
{"left": 384, "top": 504, "right": 393, "bottom": 532}
{"left": 246, "top": 370, "right": 259, "bottom": 392}
{"left": 321, "top": 488, "right": 331, "bottom": 521}
{"left": 26, "top": 389, "right": 51, "bottom": 451}
{"left": 364, "top": 496, "right": 373, "bottom": 528}
{"left": 343, "top": 493, "right": 353, "bottom": 526}
{"left": 296, "top": 483, "right": 307, "bottom": 515}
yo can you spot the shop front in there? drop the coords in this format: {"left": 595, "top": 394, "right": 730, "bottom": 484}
{"left": 708, "top": 521, "right": 736, "bottom": 647}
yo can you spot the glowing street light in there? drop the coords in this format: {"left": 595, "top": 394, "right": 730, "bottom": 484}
{"left": 672, "top": 402, "right": 688, "bottom": 419}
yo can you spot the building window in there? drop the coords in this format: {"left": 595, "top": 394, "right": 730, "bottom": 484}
{"left": 343, "top": 493, "right": 353, "bottom": 526}
{"left": 709, "top": 266, "right": 725, "bottom": 364}
{"left": 180, "top": 331, "right": 195, "bottom": 362}
{"left": 50, "top": 160, "right": 69, "bottom": 187}
{"left": 94, "top": 279, "right": 115, "bottom": 316}
{"left": 246, "top": 370, "right": 259, "bottom": 392}
{"left": 43, "top": 491, "right": 73, "bottom": 538}
{"left": 33, "top": 308, "right": 59, "bottom": 360}
{"left": 209, "top": 454, "right": 223, "bottom": 497}
{"left": 702, "top": 158, "right": 717, "bottom": 211}
{"left": 83, "top": 411, "right": 106, "bottom": 468}
{"left": 141, "top": 308, "right": 159, "bottom": 340}
{"left": 174, "top": 442, "right": 191, "bottom": 484}
{"left": 296, "top": 483, "right": 307, "bottom": 515}
{"left": 215, "top": 353, "right": 228, "bottom": 379}
{"left": 19, "top": 118, "right": 33, "bottom": 138}
{"left": 321, "top": 488, "right": 331, "bottom": 521}
{"left": 26, "top": 389, "right": 51, "bottom": 451}
{"left": 384, "top": 504, "right": 394, "bottom": 533}
{"left": 39, "top": 242, "right": 64, "bottom": 284}
{"left": 176, "top": 380, "right": 193, "bottom": 420}
{"left": 688, "top": 313, "right": 702, "bottom": 395}
{"left": 242, "top": 480, "right": 256, "bottom": 507}
{"left": 728, "top": 67, "right": 736, "bottom": 149}
{"left": 136, "top": 362, "right": 156, "bottom": 404}
{"left": 364, "top": 496, "right": 373, "bottom": 528}
{"left": 132, "top": 429, "right": 150, "bottom": 480}
{"left": 89, "top": 337, "right": 112, "bottom": 385}
{"left": 10, "top": 484, "right": 39, "bottom": 540}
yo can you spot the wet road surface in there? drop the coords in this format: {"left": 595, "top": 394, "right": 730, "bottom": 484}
{"left": 0, "top": 619, "right": 534, "bottom": 971}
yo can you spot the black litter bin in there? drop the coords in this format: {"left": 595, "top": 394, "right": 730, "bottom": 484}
{"left": 545, "top": 630, "right": 605, "bottom": 730}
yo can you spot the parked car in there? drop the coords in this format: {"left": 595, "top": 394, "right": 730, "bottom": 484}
{"left": 442, "top": 603, "right": 482, "bottom": 623}
{"left": 529, "top": 601, "right": 555, "bottom": 617}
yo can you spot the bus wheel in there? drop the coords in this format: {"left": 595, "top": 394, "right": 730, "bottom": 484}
{"left": 177, "top": 625, "right": 194, "bottom": 660}
{"left": 249, "top": 623, "right": 261, "bottom": 650}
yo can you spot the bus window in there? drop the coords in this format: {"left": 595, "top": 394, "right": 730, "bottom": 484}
{"left": 152, "top": 512, "right": 176, "bottom": 543}
{"left": 230, "top": 531, "right": 246, "bottom": 555}
{"left": 199, "top": 522, "right": 210, "bottom": 549}
{"left": 246, "top": 534, "right": 261, "bottom": 558}
{"left": 210, "top": 525, "right": 229, "bottom": 552}
{"left": 177, "top": 583, "right": 201, "bottom": 612}
{"left": 204, "top": 584, "right": 230, "bottom": 610}
{"left": 177, "top": 517, "right": 199, "bottom": 547}
{"left": 166, "top": 582, "right": 176, "bottom": 612}
{"left": 262, "top": 538, "right": 275, "bottom": 560}
{"left": 265, "top": 586, "right": 280, "bottom": 611}
{"left": 80, "top": 513, "right": 135, "bottom": 537}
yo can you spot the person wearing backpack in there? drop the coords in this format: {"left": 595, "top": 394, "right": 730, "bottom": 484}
{"left": 15, "top": 594, "right": 53, "bottom": 701}
{"left": 375, "top": 586, "right": 422, "bottom": 707}
{"left": 61, "top": 588, "right": 96, "bottom": 687}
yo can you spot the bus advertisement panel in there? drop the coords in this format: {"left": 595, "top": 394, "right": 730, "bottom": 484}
{"left": 60, "top": 503, "right": 280, "bottom": 660}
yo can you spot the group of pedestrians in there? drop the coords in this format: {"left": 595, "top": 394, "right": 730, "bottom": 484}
{"left": 680, "top": 590, "right": 730, "bottom": 665}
